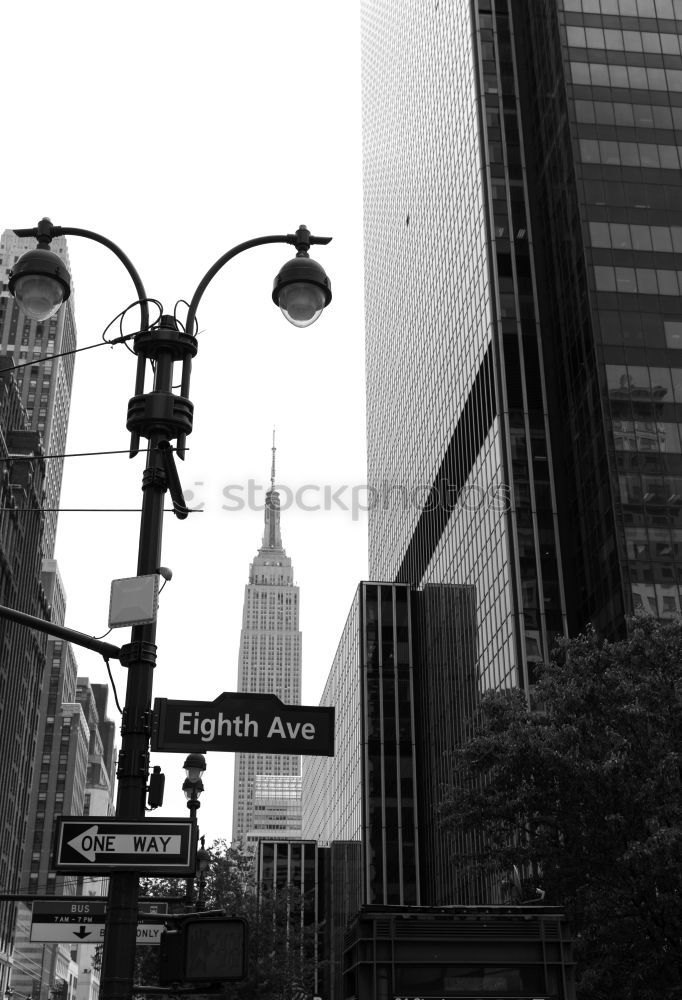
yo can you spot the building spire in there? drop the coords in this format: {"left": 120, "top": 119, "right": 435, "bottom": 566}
{"left": 262, "top": 433, "right": 283, "bottom": 551}
{"left": 271, "top": 427, "right": 276, "bottom": 491}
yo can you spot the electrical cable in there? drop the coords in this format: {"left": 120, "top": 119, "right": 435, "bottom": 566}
{"left": 0, "top": 507, "right": 202, "bottom": 513}
{"left": 0, "top": 446, "right": 189, "bottom": 463}
{"left": 101, "top": 298, "right": 164, "bottom": 354}
{"left": 103, "top": 657, "right": 123, "bottom": 714}
{"left": 5, "top": 334, "right": 137, "bottom": 373}
{"left": 3, "top": 298, "right": 165, "bottom": 375}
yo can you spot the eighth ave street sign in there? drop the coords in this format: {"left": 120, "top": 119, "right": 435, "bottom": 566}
{"left": 151, "top": 692, "right": 335, "bottom": 756}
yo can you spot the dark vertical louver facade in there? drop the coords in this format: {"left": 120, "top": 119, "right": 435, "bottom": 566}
{"left": 520, "top": 0, "right": 682, "bottom": 634}
{"left": 363, "top": 0, "right": 682, "bottom": 666}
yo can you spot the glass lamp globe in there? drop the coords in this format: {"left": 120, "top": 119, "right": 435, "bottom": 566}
{"left": 9, "top": 248, "right": 71, "bottom": 322}
{"left": 278, "top": 281, "right": 327, "bottom": 328}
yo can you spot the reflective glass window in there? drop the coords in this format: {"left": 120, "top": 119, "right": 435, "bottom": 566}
{"left": 635, "top": 269, "right": 658, "bottom": 294}
{"left": 618, "top": 66, "right": 638, "bottom": 87}
{"left": 642, "top": 33, "right": 663, "bottom": 54}
{"left": 575, "top": 100, "right": 596, "bottom": 123}
{"left": 567, "top": 26, "right": 586, "bottom": 47}
{"left": 586, "top": 27, "right": 605, "bottom": 48}
{"left": 659, "top": 147, "right": 681, "bottom": 170}
{"left": 580, "top": 139, "right": 599, "bottom": 163}
{"left": 620, "top": 474, "right": 642, "bottom": 504}
{"left": 672, "top": 229, "right": 682, "bottom": 253}
{"left": 616, "top": 103, "right": 636, "bottom": 126}
{"left": 590, "top": 222, "right": 611, "bottom": 247}
{"left": 649, "top": 368, "right": 673, "bottom": 400}
{"left": 606, "top": 364, "right": 630, "bottom": 392}
{"left": 592, "top": 64, "right": 611, "bottom": 86}
{"left": 625, "top": 527, "right": 648, "bottom": 559}
{"left": 660, "top": 34, "right": 679, "bottom": 55}
{"left": 671, "top": 369, "right": 682, "bottom": 403}
{"left": 659, "top": 424, "right": 682, "bottom": 453}
{"left": 651, "top": 106, "right": 671, "bottom": 128}
{"left": 665, "top": 322, "right": 682, "bottom": 349}
{"left": 628, "top": 366, "right": 651, "bottom": 392}
{"left": 655, "top": 0, "right": 675, "bottom": 16}
{"left": 595, "top": 265, "right": 617, "bottom": 291}
{"left": 611, "top": 223, "right": 631, "bottom": 248}
{"left": 631, "top": 225, "right": 652, "bottom": 251}
{"left": 601, "top": 141, "right": 620, "bottom": 165}
{"left": 595, "top": 102, "right": 616, "bottom": 125}
{"left": 621, "top": 142, "right": 641, "bottom": 167}
{"left": 571, "top": 62, "right": 591, "bottom": 84}
{"left": 658, "top": 271, "right": 679, "bottom": 296}
{"left": 639, "top": 144, "right": 660, "bottom": 168}
{"left": 615, "top": 267, "right": 636, "bottom": 292}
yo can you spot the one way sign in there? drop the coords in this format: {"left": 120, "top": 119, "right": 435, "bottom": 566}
{"left": 54, "top": 817, "right": 196, "bottom": 874}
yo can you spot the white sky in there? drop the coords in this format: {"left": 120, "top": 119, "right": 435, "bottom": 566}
{"left": 3, "top": 2, "right": 367, "bottom": 843}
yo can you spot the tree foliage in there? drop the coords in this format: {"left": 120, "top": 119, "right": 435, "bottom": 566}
{"left": 135, "top": 839, "right": 317, "bottom": 1000}
{"left": 439, "top": 617, "right": 682, "bottom": 1000}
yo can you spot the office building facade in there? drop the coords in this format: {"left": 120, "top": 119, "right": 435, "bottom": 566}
{"left": 302, "top": 581, "right": 574, "bottom": 996}
{"left": 361, "top": 0, "right": 682, "bottom": 694}
{"left": 0, "top": 361, "right": 48, "bottom": 988}
{"left": 302, "top": 583, "right": 420, "bottom": 996}
{"left": 0, "top": 230, "right": 77, "bottom": 560}
{"left": 232, "top": 454, "right": 302, "bottom": 846}
{"left": 9, "top": 566, "right": 116, "bottom": 1000}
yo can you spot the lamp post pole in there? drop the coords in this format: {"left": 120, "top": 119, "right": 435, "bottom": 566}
{"left": 8, "top": 219, "right": 332, "bottom": 1000}
{"left": 182, "top": 754, "right": 206, "bottom": 910}
{"left": 101, "top": 313, "right": 188, "bottom": 1000}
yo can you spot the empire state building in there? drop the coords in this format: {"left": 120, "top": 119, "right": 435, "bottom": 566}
{"left": 231, "top": 444, "right": 302, "bottom": 847}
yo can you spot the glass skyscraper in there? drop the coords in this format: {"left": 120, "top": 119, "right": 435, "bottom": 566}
{"left": 361, "top": 0, "right": 682, "bottom": 698}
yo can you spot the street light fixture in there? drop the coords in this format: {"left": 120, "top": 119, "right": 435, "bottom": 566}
{"left": 182, "top": 752, "right": 206, "bottom": 815}
{"left": 273, "top": 250, "right": 332, "bottom": 327}
{"left": 7, "top": 247, "right": 71, "bottom": 321}
{"left": 8, "top": 216, "right": 332, "bottom": 1000}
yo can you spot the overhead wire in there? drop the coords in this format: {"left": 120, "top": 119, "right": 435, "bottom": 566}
{"left": 0, "top": 446, "right": 190, "bottom": 463}
{"left": 3, "top": 297, "right": 165, "bottom": 375}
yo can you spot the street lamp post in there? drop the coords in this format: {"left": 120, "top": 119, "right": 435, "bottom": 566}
{"left": 182, "top": 753, "right": 206, "bottom": 909}
{"left": 195, "top": 837, "right": 211, "bottom": 912}
{"left": 8, "top": 218, "right": 332, "bottom": 1000}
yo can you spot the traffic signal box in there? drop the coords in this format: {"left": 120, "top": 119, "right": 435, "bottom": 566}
{"left": 159, "top": 915, "right": 248, "bottom": 984}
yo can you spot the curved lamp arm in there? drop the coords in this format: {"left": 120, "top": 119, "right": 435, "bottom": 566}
{"left": 13, "top": 220, "right": 150, "bottom": 331}
{"left": 177, "top": 227, "right": 331, "bottom": 455}
{"left": 14, "top": 219, "right": 152, "bottom": 454}
{"left": 184, "top": 228, "right": 332, "bottom": 344}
